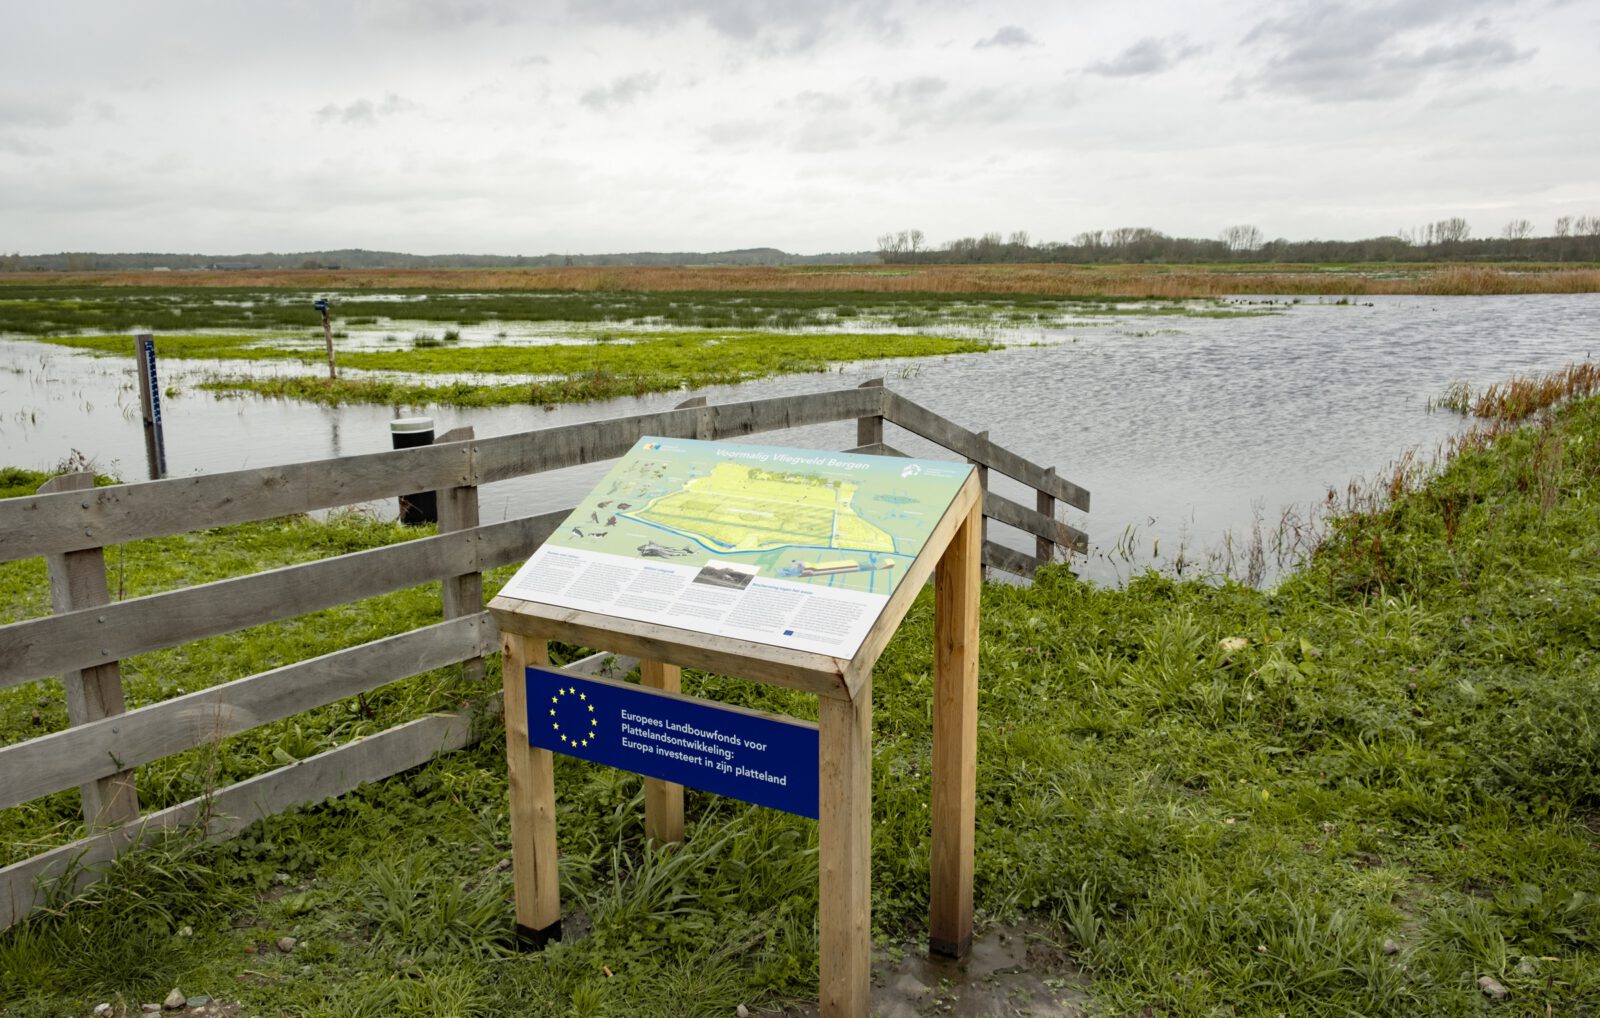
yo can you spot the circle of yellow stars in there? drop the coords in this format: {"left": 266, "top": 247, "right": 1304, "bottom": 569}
{"left": 550, "top": 685, "right": 598, "bottom": 749}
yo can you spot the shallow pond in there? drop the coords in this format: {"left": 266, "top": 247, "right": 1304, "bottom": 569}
{"left": 2, "top": 293, "right": 1595, "bottom": 586}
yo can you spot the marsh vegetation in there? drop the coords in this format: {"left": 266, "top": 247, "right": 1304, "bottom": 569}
{"left": 2, "top": 368, "right": 1597, "bottom": 1016}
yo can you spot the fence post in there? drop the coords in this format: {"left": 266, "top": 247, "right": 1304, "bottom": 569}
{"left": 855, "top": 377, "right": 884, "bottom": 450}
{"left": 39, "top": 472, "right": 140, "bottom": 831}
{"left": 436, "top": 426, "right": 484, "bottom": 685}
{"left": 675, "top": 395, "right": 713, "bottom": 440}
{"left": 968, "top": 431, "right": 990, "bottom": 581}
{"left": 1037, "top": 467, "right": 1057, "bottom": 566}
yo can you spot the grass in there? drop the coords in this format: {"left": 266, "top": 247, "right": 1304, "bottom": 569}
{"left": 36, "top": 330, "right": 997, "bottom": 408}
{"left": 4, "top": 385, "right": 1600, "bottom": 1015}
{"left": 0, "top": 283, "right": 1261, "bottom": 340}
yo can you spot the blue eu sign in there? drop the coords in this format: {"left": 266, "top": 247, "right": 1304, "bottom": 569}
{"left": 526, "top": 667, "right": 820, "bottom": 819}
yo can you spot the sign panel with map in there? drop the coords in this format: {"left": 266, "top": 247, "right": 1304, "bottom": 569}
{"left": 499, "top": 437, "right": 974, "bottom": 658}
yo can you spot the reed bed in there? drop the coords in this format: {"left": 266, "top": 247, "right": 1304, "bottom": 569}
{"left": 8, "top": 262, "right": 1599, "bottom": 297}
{"left": 1471, "top": 360, "right": 1600, "bottom": 422}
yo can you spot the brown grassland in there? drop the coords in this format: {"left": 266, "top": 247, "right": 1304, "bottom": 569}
{"left": 7, "top": 261, "right": 1600, "bottom": 296}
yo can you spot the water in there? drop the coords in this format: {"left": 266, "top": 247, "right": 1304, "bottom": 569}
{"left": 2, "top": 294, "right": 1594, "bottom": 586}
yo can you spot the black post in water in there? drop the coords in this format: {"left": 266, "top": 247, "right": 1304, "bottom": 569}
{"left": 391, "top": 417, "right": 437, "bottom": 525}
{"left": 133, "top": 334, "right": 167, "bottom": 480}
{"left": 314, "top": 297, "right": 337, "bottom": 379}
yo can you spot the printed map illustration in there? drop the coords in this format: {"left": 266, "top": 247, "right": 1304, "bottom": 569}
{"left": 546, "top": 437, "right": 973, "bottom": 596}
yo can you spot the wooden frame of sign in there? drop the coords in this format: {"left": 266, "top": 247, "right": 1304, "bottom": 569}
{"left": 490, "top": 463, "right": 981, "bottom": 1018}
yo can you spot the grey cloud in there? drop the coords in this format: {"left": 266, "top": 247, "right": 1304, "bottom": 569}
{"left": 0, "top": 92, "right": 82, "bottom": 130}
{"left": 579, "top": 72, "right": 661, "bottom": 111}
{"left": 516, "top": 55, "right": 551, "bottom": 67}
{"left": 702, "top": 119, "right": 773, "bottom": 147}
{"left": 1087, "top": 36, "right": 1204, "bottom": 77}
{"left": 791, "top": 116, "right": 874, "bottom": 153}
{"left": 871, "top": 77, "right": 1026, "bottom": 131}
{"left": 1239, "top": 0, "right": 1533, "bottom": 102}
{"left": 883, "top": 76, "right": 949, "bottom": 106}
{"left": 316, "top": 93, "right": 418, "bottom": 126}
{"left": 572, "top": 0, "right": 901, "bottom": 54}
{"left": 787, "top": 90, "right": 851, "bottom": 114}
{"left": 362, "top": 0, "right": 524, "bottom": 30}
{"left": 975, "top": 25, "right": 1038, "bottom": 49}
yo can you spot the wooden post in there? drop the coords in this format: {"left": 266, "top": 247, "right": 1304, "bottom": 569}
{"left": 502, "top": 631, "right": 562, "bottom": 946}
{"left": 133, "top": 334, "right": 167, "bottom": 481}
{"left": 639, "top": 660, "right": 685, "bottom": 843}
{"left": 930, "top": 494, "right": 981, "bottom": 958}
{"left": 856, "top": 377, "right": 884, "bottom": 450}
{"left": 819, "top": 674, "right": 872, "bottom": 1018}
{"left": 436, "top": 426, "right": 484, "bottom": 685}
{"left": 675, "top": 395, "right": 713, "bottom": 440}
{"left": 968, "top": 430, "right": 990, "bottom": 581}
{"left": 320, "top": 305, "right": 337, "bottom": 379}
{"left": 40, "top": 472, "right": 140, "bottom": 831}
{"left": 1037, "top": 466, "right": 1057, "bottom": 565}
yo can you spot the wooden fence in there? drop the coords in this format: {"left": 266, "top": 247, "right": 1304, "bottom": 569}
{"left": 0, "top": 380, "right": 1088, "bottom": 932}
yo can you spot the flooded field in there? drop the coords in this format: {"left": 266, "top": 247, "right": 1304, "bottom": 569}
{"left": 2, "top": 291, "right": 1595, "bottom": 585}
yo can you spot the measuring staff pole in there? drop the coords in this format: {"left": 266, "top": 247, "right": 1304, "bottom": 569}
{"left": 133, "top": 334, "right": 167, "bottom": 481}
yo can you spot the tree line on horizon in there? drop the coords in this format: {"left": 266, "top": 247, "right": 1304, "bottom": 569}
{"left": 876, "top": 216, "right": 1600, "bottom": 264}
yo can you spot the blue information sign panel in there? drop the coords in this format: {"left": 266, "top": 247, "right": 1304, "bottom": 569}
{"left": 526, "top": 667, "right": 820, "bottom": 819}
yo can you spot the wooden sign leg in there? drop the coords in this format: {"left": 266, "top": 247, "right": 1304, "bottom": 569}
{"left": 503, "top": 632, "right": 562, "bottom": 947}
{"left": 819, "top": 677, "right": 872, "bottom": 1018}
{"left": 640, "top": 660, "right": 685, "bottom": 844}
{"left": 930, "top": 496, "right": 981, "bottom": 958}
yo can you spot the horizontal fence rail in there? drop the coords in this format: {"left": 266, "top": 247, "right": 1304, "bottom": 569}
{"left": 0, "top": 381, "right": 1087, "bottom": 932}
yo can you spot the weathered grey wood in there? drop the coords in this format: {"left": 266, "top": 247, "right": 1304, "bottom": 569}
{"left": 474, "top": 387, "right": 881, "bottom": 484}
{"left": 478, "top": 510, "right": 569, "bottom": 571}
{"left": 971, "top": 430, "right": 990, "bottom": 582}
{"left": 1037, "top": 467, "right": 1057, "bottom": 564}
{"left": 0, "top": 614, "right": 496, "bottom": 810}
{"left": 437, "top": 426, "right": 485, "bottom": 686}
{"left": 0, "top": 514, "right": 550, "bottom": 689}
{"left": 842, "top": 442, "right": 909, "bottom": 458}
{"left": 882, "top": 391, "right": 1090, "bottom": 511}
{"left": 983, "top": 491, "right": 1088, "bottom": 556}
{"left": 674, "top": 396, "right": 714, "bottom": 440}
{"left": 40, "top": 473, "right": 140, "bottom": 830}
{"left": 0, "top": 705, "right": 483, "bottom": 933}
{"left": 856, "top": 377, "right": 885, "bottom": 448}
{"left": 983, "top": 541, "right": 1039, "bottom": 579}
{"left": 0, "top": 442, "right": 472, "bottom": 563}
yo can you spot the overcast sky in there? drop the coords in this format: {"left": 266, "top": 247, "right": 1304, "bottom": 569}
{"left": 2, "top": 0, "right": 1596, "bottom": 255}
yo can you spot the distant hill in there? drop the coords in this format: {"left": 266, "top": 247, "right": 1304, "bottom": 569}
{"left": 0, "top": 248, "right": 881, "bottom": 272}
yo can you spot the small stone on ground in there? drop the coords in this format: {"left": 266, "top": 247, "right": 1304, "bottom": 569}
{"left": 1478, "top": 975, "right": 1509, "bottom": 1001}
{"left": 164, "top": 987, "right": 187, "bottom": 1010}
{"left": 276, "top": 936, "right": 297, "bottom": 953}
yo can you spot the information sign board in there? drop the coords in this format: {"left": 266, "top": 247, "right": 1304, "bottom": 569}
{"left": 526, "top": 666, "right": 820, "bottom": 818}
{"left": 501, "top": 437, "right": 973, "bottom": 658}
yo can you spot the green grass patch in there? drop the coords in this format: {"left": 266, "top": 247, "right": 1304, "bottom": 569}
{"left": 176, "top": 331, "right": 993, "bottom": 407}
{"left": 3, "top": 395, "right": 1600, "bottom": 1015}
{"left": 0, "top": 284, "right": 1209, "bottom": 339}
